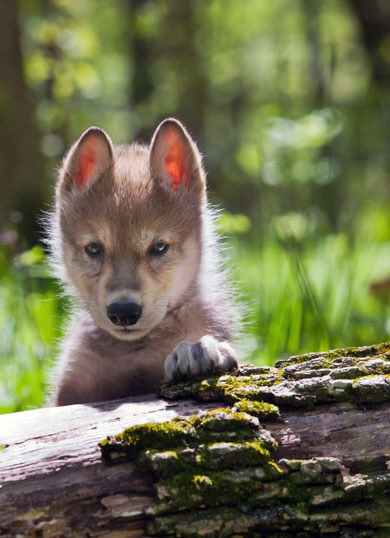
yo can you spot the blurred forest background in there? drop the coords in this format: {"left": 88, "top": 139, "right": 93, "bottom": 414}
{"left": 0, "top": 0, "right": 389, "bottom": 413}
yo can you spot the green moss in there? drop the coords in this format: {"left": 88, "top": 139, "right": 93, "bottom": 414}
{"left": 154, "top": 464, "right": 284, "bottom": 514}
{"left": 196, "top": 408, "right": 259, "bottom": 433}
{"left": 193, "top": 474, "right": 213, "bottom": 487}
{"left": 211, "top": 375, "right": 280, "bottom": 402}
{"left": 277, "top": 342, "right": 390, "bottom": 368}
{"left": 100, "top": 342, "right": 390, "bottom": 536}
{"left": 140, "top": 439, "right": 274, "bottom": 477}
{"left": 200, "top": 439, "right": 272, "bottom": 468}
{"left": 163, "top": 344, "right": 390, "bottom": 410}
{"left": 99, "top": 408, "right": 264, "bottom": 460}
{"left": 352, "top": 374, "right": 390, "bottom": 403}
{"left": 100, "top": 418, "right": 196, "bottom": 458}
{"left": 233, "top": 399, "right": 281, "bottom": 421}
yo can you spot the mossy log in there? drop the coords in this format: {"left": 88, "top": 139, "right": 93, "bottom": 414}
{"left": 1, "top": 343, "right": 390, "bottom": 537}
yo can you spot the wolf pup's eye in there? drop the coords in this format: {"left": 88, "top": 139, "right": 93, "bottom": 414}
{"left": 85, "top": 242, "right": 103, "bottom": 257}
{"left": 148, "top": 242, "right": 169, "bottom": 256}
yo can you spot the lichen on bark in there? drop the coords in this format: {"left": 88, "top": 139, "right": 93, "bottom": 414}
{"left": 159, "top": 342, "right": 390, "bottom": 408}
{"left": 100, "top": 342, "right": 390, "bottom": 537}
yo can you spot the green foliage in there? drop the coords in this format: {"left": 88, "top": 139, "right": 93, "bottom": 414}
{"left": 0, "top": 1, "right": 388, "bottom": 412}
{"left": 230, "top": 228, "right": 390, "bottom": 364}
{"left": 17, "top": 0, "right": 388, "bottom": 234}
{"left": 0, "top": 245, "right": 66, "bottom": 413}
{"left": 1, "top": 209, "right": 388, "bottom": 412}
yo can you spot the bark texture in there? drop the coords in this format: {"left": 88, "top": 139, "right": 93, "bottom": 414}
{"left": 0, "top": 0, "right": 44, "bottom": 243}
{"left": 1, "top": 343, "right": 390, "bottom": 537}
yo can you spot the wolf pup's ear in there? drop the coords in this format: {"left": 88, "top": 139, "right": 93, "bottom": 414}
{"left": 149, "top": 118, "right": 205, "bottom": 195}
{"left": 57, "top": 126, "right": 113, "bottom": 198}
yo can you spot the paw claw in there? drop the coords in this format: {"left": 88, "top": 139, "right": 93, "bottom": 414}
{"left": 164, "top": 336, "right": 237, "bottom": 382}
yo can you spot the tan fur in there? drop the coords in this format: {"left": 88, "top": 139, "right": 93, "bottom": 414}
{"left": 48, "top": 119, "right": 239, "bottom": 406}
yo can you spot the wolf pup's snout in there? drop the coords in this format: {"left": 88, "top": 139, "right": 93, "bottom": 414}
{"left": 107, "top": 300, "right": 142, "bottom": 327}
{"left": 50, "top": 117, "right": 239, "bottom": 406}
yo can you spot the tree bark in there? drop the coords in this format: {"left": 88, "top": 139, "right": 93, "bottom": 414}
{"left": 0, "top": 0, "right": 44, "bottom": 244}
{"left": 0, "top": 396, "right": 220, "bottom": 537}
{"left": 349, "top": 0, "right": 390, "bottom": 83}
{"left": 1, "top": 343, "right": 390, "bottom": 536}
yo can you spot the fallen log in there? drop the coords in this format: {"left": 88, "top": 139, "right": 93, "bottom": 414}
{"left": 1, "top": 342, "right": 390, "bottom": 537}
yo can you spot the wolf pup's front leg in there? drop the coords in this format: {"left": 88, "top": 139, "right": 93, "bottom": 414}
{"left": 164, "top": 335, "right": 238, "bottom": 381}
{"left": 149, "top": 120, "right": 240, "bottom": 383}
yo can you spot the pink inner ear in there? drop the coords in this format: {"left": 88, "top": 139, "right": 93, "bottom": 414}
{"left": 75, "top": 146, "right": 96, "bottom": 188}
{"left": 164, "top": 132, "right": 190, "bottom": 190}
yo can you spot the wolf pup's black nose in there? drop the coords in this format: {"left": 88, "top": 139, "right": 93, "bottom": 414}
{"left": 107, "top": 301, "right": 142, "bottom": 327}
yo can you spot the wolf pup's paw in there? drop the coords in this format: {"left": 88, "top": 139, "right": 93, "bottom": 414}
{"left": 164, "top": 335, "right": 238, "bottom": 382}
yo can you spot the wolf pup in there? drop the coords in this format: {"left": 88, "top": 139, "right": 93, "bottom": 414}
{"left": 49, "top": 118, "right": 239, "bottom": 406}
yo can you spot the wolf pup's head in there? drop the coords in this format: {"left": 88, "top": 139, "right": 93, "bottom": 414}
{"left": 52, "top": 119, "right": 207, "bottom": 341}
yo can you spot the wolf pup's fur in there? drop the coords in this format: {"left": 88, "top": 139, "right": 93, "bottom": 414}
{"left": 49, "top": 118, "right": 239, "bottom": 406}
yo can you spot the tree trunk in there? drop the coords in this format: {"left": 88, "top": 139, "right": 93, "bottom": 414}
{"left": 1, "top": 343, "right": 390, "bottom": 536}
{"left": 349, "top": 0, "right": 390, "bottom": 83}
{"left": 0, "top": 0, "right": 44, "bottom": 245}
